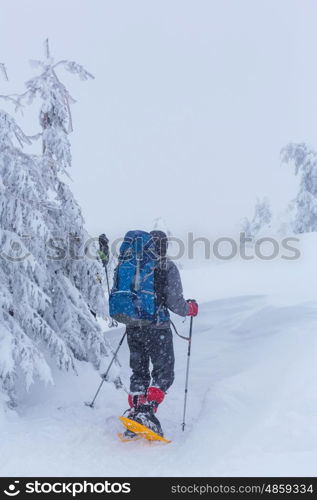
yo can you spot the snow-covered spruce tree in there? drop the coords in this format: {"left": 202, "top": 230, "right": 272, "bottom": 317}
{"left": 0, "top": 109, "right": 57, "bottom": 403}
{"left": 0, "top": 48, "right": 110, "bottom": 405}
{"left": 282, "top": 143, "right": 317, "bottom": 233}
{"left": 241, "top": 197, "right": 272, "bottom": 240}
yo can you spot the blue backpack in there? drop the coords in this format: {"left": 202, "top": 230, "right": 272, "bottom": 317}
{"left": 109, "top": 230, "right": 168, "bottom": 325}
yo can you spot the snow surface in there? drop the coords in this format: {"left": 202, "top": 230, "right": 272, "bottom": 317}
{"left": 1, "top": 233, "right": 317, "bottom": 477}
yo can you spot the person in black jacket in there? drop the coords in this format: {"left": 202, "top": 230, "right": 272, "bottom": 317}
{"left": 125, "top": 230, "right": 198, "bottom": 438}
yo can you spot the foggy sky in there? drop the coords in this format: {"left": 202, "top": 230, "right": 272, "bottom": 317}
{"left": 1, "top": 0, "right": 316, "bottom": 241}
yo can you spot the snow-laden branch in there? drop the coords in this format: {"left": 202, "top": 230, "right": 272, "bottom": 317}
{"left": 53, "top": 60, "right": 95, "bottom": 80}
{"left": 0, "top": 110, "right": 32, "bottom": 147}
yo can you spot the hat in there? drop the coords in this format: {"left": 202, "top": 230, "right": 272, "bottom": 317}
{"left": 150, "top": 230, "right": 168, "bottom": 257}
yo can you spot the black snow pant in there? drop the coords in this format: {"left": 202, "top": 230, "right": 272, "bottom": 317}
{"left": 126, "top": 324, "right": 175, "bottom": 394}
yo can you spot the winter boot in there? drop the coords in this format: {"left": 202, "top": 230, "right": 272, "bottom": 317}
{"left": 123, "top": 393, "right": 147, "bottom": 440}
{"left": 123, "top": 388, "right": 165, "bottom": 438}
{"left": 130, "top": 403, "right": 164, "bottom": 437}
{"left": 136, "top": 386, "right": 165, "bottom": 436}
{"left": 124, "top": 387, "right": 165, "bottom": 438}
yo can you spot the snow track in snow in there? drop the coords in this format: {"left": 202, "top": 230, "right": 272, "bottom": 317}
{"left": 2, "top": 282, "right": 317, "bottom": 476}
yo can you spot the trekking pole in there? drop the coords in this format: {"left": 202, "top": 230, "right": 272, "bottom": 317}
{"left": 181, "top": 316, "right": 194, "bottom": 431}
{"left": 104, "top": 267, "right": 118, "bottom": 328}
{"left": 98, "top": 233, "right": 118, "bottom": 328}
{"left": 85, "top": 330, "right": 127, "bottom": 408}
{"left": 104, "top": 266, "right": 112, "bottom": 297}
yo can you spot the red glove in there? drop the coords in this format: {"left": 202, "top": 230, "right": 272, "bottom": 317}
{"left": 187, "top": 299, "right": 198, "bottom": 316}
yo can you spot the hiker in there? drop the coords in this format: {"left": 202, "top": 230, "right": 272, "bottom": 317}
{"left": 109, "top": 230, "right": 198, "bottom": 438}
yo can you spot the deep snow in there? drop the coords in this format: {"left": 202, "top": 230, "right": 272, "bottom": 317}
{"left": 1, "top": 234, "right": 317, "bottom": 476}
